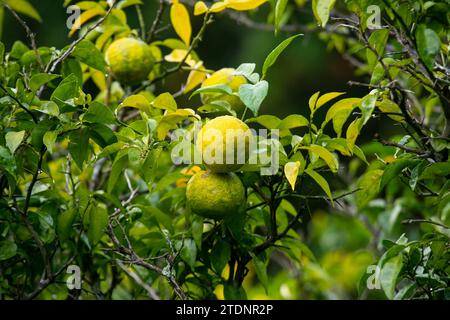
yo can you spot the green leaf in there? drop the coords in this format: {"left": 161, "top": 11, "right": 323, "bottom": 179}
{"left": 346, "top": 117, "right": 363, "bottom": 150}
{"left": 234, "top": 63, "right": 256, "bottom": 79}
{"left": 360, "top": 93, "right": 377, "bottom": 124}
{"left": 278, "top": 114, "right": 309, "bottom": 130}
{"left": 51, "top": 74, "right": 80, "bottom": 106}
{"left": 9, "top": 41, "right": 29, "bottom": 59}
{"left": 84, "top": 101, "right": 116, "bottom": 124}
{"left": 353, "top": 145, "right": 368, "bottom": 165}
{"left": 246, "top": 115, "right": 281, "bottom": 129}
{"left": 210, "top": 240, "right": 231, "bottom": 274}
{"left": 180, "top": 238, "right": 197, "bottom": 269}
{"left": 191, "top": 217, "right": 203, "bottom": 250}
{"left": 284, "top": 161, "right": 301, "bottom": 190}
{"left": 152, "top": 92, "right": 177, "bottom": 111}
{"left": 62, "top": 58, "right": 83, "bottom": 85}
{"left": 409, "top": 161, "right": 428, "bottom": 191}
{"left": 117, "top": 94, "right": 152, "bottom": 114}
{"left": 323, "top": 98, "right": 361, "bottom": 133}
{"left": 370, "top": 62, "right": 385, "bottom": 85}
{"left": 380, "top": 158, "right": 420, "bottom": 190}
{"left": 308, "top": 91, "right": 320, "bottom": 114}
{"left": 39, "top": 101, "right": 60, "bottom": 117}
{"left": 312, "top": 0, "right": 336, "bottom": 27}
{"left": 238, "top": 80, "right": 269, "bottom": 116}
{"left": 190, "top": 84, "right": 232, "bottom": 98}
{"left": 305, "top": 167, "right": 333, "bottom": 203}
{"left": 43, "top": 131, "right": 58, "bottom": 154}
{"left": 299, "top": 144, "right": 338, "bottom": 172}
{"left": 107, "top": 150, "right": 128, "bottom": 193}
{"left": 68, "top": 127, "right": 90, "bottom": 169}
{"left": 5, "top": 0, "right": 42, "bottom": 22}
{"left": 87, "top": 202, "right": 109, "bottom": 245}
{"left": 71, "top": 40, "right": 106, "bottom": 72}
{"left": 0, "top": 146, "right": 17, "bottom": 178}
{"left": 356, "top": 169, "right": 383, "bottom": 209}
{"left": 0, "top": 240, "right": 17, "bottom": 261}
{"left": 224, "top": 284, "right": 247, "bottom": 300}
{"left": 376, "top": 99, "right": 404, "bottom": 122}
{"left": 57, "top": 208, "right": 77, "bottom": 239}
{"left": 250, "top": 253, "right": 269, "bottom": 293}
{"left": 366, "top": 29, "right": 389, "bottom": 69}
{"left": 415, "top": 24, "right": 440, "bottom": 69}
{"left": 118, "top": 0, "right": 144, "bottom": 9}
{"left": 5, "top": 130, "right": 25, "bottom": 153}
{"left": 419, "top": 161, "right": 450, "bottom": 180}
{"left": 29, "top": 73, "right": 60, "bottom": 92}
{"left": 262, "top": 34, "right": 302, "bottom": 79}
{"left": 380, "top": 255, "right": 403, "bottom": 300}
{"left": 274, "top": 0, "right": 288, "bottom": 34}
{"left": 313, "top": 92, "right": 345, "bottom": 115}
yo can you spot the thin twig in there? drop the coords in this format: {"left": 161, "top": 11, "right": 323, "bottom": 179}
{"left": 25, "top": 255, "right": 76, "bottom": 300}
{"left": 147, "top": 0, "right": 166, "bottom": 43}
{"left": 3, "top": 2, "right": 44, "bottom": 70}
{"left": 402, "top": 219, "right": 449, "bottom": 229}
{"left": 0, "top": 83, "right": 38, "bottom": 123}
{"left": 46, "top": 0, "right": 117, "bottom": 75}
{"left": 116, "top": 260, "right": 160, "bottom": 300}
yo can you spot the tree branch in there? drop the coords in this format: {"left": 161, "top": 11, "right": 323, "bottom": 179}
{"left": 46, "top": 0, "right": 117, "bottom": 75}
{"left": 3, "top": 2, "right": 44, "bottom": 70}
{"left": 0, "top": 83, "right": 38, "bottom": 123}
{"left": 146, "top": 0, "right": 166, "bottom": 43}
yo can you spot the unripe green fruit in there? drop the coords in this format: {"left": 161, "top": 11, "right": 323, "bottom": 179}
{"left": 105, "top": 38, "right": 155, "bottom": 85}
{"left": 186, "top": 171, "right": 245, "bottom": 220}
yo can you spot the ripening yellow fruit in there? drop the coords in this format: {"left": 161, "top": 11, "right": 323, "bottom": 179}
{"left": 196, "top": 115, "right": 252, "bottom": 172}
{"left": 186, "top": 171, "right": 245, "bottom": 219}
{"left": 105, "top": 38, "right": 155, "bottom": 85}
{"left": 201, "top": 68, "right": 247, "bottom": 113}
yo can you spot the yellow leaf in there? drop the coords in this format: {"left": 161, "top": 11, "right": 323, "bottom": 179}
{"left": 170, "top": 3, "right": 192, "bottom": 46}
{"left": 194, "top": 1, "right": 208, "bottom": 15}
{"left": 315, "top": 92, "right": 345, "bottom": 111}
{"left": 91, "top": 69, "right": 106, "bottom": 91}
{"left": 227, "top": 0, "right": 268, "bottom": 11}
{"left": 164, "top": 49, "right": 196, "bottom": 66}
{"left": 69, "top": 7, "right": 105, "bottom": 37}
{"left": 299, "top": 144, "right": 339, "bottom": 173}
{"left": 157, "top": 108, "right": 199, "bottom": 140}
{"left": 210, "top": 1, "right": 228, "bottom": 12}
{"left": 346, "top": 117, "right": 363, "bottom": 150}
{"left": 117, "top": 95, "right": 152, "bottom": 114}
{"left": 284, "top": 161, "right": 301, "bottom": 190}
{"left": 184, "top": 62, "right": 207, "bottom": 93}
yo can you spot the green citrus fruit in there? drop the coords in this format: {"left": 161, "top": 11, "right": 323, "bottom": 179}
{"left": 196, "top": 115, "right": 252, "bottom": 172}
{"left": 186, "top": 171, "right": 245, "bottom": 219}
{"left": 201, "top": 68, "right": 247, "bottom": 113}
{"left": 105, "top": 38, "right": 155, "bottom": 85}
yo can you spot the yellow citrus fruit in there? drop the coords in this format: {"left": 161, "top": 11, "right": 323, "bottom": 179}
{"left": 186, "top": 171, "right": 245, "bottom": 219}
{"left": 196, "top": 115, "right": 251, "bottom": 172}
{"left": 105, "top": 38, "right": 155, "bottom": 85}
{"left": 201, "top": 68, "right": 247, "bottom": 113}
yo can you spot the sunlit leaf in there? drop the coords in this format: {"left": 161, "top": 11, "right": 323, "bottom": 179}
{"left": 285, "top": 161, "right": 301, "bottom": 190}
{"left": 305, "top": 167, "right": 333, "bottom": 203}
{"left": 170, "top": 2, "right": 191, "bottom": 46}
{"left": 262, "top": 34, "right": 302, "bottom": 79}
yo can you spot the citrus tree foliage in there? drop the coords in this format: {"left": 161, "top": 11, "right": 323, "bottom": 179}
{"left": 0, "top": 0, "right": 449, "bottom": 300}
